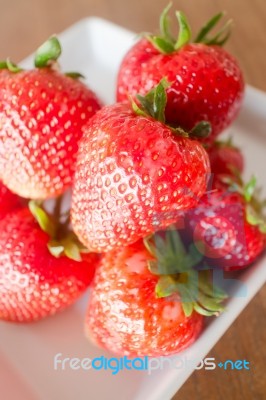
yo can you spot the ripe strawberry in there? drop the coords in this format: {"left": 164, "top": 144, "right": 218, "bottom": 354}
{"left": 183, "top": 179, "right": 266, "bottom": 270}
{"left": 208, "top": 138, "right": 244, "bottom": 191}
{"left": 0, "top": 37, "right": 101, "bottom": 199}
{"left": 71, "top": 81, "right": 210, "bottom": 253}
{"left": 0, "top": 206, "right": 99, "bottom": 322}
{"left": 0, "top": 180, "right": 22, "bottom": 218}
{"left": 85, "top": 231, "right": 226, "bottom": 356}
{"left": 208, "top": 138, "right": 244, "bottom": 175}
{"left": 117, "top": 6, "right": 244, "bottom": 144}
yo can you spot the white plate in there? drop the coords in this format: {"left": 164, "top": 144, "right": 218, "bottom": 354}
{"left": 0, "top": 17, "right": 266, "bottom": 400}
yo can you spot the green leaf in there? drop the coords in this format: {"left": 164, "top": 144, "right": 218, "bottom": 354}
{"left": 147, "top": 5, "right": 191, "bottom": 54}
{"left": 174, "top": 11, "right": 192, "bottom": 50}
{"left": 159, "top": 2, "right": 174, "bottom": 42}
{"left": 29, "top": 201, "right": 56, "bottom": 237}
{"left": 194, "top": 303, "right": 220, "bottom": 317}
{"left": 143, "top": 235, "right": 158, "bottom": 257}
{"left": 146, "top": 230, "right": 227, "bottom": 318}
{"left": 246, "top": 204, "right": 261, "bottom": 226}
{"left": 62, "top": 238, "right": 82, "bottom": 262}
{"left": 145, "top": 230, "right": 203, "bottom": 276}
{"left": 0, "top": 59, "right": 22, "bottom": 73}
{"left": 153, "top": 81, "right": 168, "bottom": 123}
{"left": 195, "top": 12, "right": 224, "bottom": 43}
{"left": 204, "top": 20, "right": 232, "bottom": 46}
{"left": 147, "top": 36, "right": 175, "bottom": 54}
{"left": 147, "top": 260, "right": 161, "bottom": 275}
{"left": 48, "top": 236, "right": 82, "bottom": 262}
{"left": 194, "top": 12, "right": 232, "bottom": 47}
{"left": 176, "top": 282, "right": 196, "bottom": 303}
{"left": 259, "top": 224, "right": 266, "bottom": 234}
{"left": 182, "top": 243, "right": 203, "bottom": 270}
{"left": 156, "top": 275, "right": 179, "bottom": 298}
{"left": 48, "top": 241, "right": 64, "bottom": 258}
{"left": 244, "top": 176, "right": 257, "bottom": 202}
{"left": 198, "top": 270, "right": 228, "bottom": 300}
{"left": 65, "top": 72, "right": 85, "bottom": 80}
{"left": 246, "top": 204, "right": 266, "bottom": 233}
{"left": 134, "top": 78, "right": 169, "bottom": 123}
{"left": 181, "top": 301, "right": 194, "bottom": 317}
{"left": 131, "top": 96, "right": 148, "bottom": 118}
{"left": 34, "top": 36, "right": 62, "bottom": 68}
{"left": 190, "top": 121, "right": 212, "bottom": 139}
{"left": 198, "top": 292, "right": 226, "bottom": 312}
{"left": 0, "top": 61, "right": 8, "bottom": 69}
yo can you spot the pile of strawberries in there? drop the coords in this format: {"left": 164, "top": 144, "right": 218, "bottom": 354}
{"left": 0, "top": 6, "right": 265, "bottom": 357}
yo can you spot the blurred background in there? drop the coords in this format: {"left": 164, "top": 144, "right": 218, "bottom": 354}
{"left": 0, "top": 0, "right": 266, "bottom": 91}
{"left": 0, "top": 0, "right": 265, "bottom": 399}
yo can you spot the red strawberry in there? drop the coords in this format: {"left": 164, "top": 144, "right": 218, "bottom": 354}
{"left": 117, "top": 7, "right": 244, "bottom": 144}
{"left": 0, "top": 180, "right": 22, "bottom": 217}
{"left": 0, "top": 37, "right": 101, "bottom": 199}
{"left": 86, "top": 247, "right": 202, "bottom": 357}
{"left": 85, "top": 232, "right": 226, "bottom": 356}
{"left": 208, "top": 139, "right": 244, "bottom": 176}
{"left": 0, "top": 207, "right": 99, "bottom": 322}
{"left": 71, "top": 81, "right": 210, "bottom": 253}
{"left": 183, "top": 181, "right": 266, "bottom": 270}
{"left": 208, "top": 138, "right": 244, "bottom": 191}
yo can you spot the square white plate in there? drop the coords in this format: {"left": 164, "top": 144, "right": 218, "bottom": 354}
{"left": 0, "top": 17, "right": 266, "bottom": 400}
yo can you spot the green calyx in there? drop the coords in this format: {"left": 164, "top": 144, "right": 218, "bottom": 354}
{"left": 34, "top": 36, "right": 62, "bottom": 68}
{"left": 147, "top": 4, "right": 191, "bottom": 54}
{"left": 214, "top": 136, "right": 235, "bottom": 149}
{"left": 0, "top": 59, "right": 23, "bottom": 73}
{"left": 29, "top": 198, "right": 87, "bottom": 262}
{"left": 132, "top": 78, "right": 211, "bottom": 139}
{"left": 132, "top": 78, "right": 169, "bottom": 124}
{"left": 144, "top": 230, "right": 227, "bottom": 317}
{"left": 189, "top": 121, "right": 212, "bottom": 139}
{"left": 34, "top": 36, "right": 84, "bottom": 79}
{"left": 194, "top": 12, "right": 232, "bottom": 46}
{"left": 65, "top": 72, "right": 85, "bottom": 80}
{"left": 243, "top": 177, "right": 266, "bottom": 234}
{"left": 146, "top": 4, "right": 232, "bottom": 54}
{"left": 0, "top": 36, "right": 84, "bottom": 80}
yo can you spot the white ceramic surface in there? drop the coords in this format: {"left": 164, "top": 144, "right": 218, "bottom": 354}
{"left": 0, "top": 17, "right": 266, "bottom": 400}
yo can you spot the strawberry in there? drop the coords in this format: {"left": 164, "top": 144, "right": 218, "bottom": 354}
{"left": 208, "top": 138, "right": 244, "bottom": 191}
{"left": 0, "top": 180, "right": 22, "bottom": 218}
{"left": 183, "top": 178, "right": 266, "bottom": 270}
{"left": 117, "top": 6, "right": 244, "bottom": 144}
{"left": 85, "top": 231, "right": 226, "bottom": 356}
{"left": 0, "top": 203, "right": 100, "bottom": 322}
{"left": 0, "top": 37, "right": 101, "bottom": 199}
{"left": 208, "top": 138, "right": 244, "bottom": 175}
{"left": 71, "top": 81, "right": 210, "bottom": 253}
